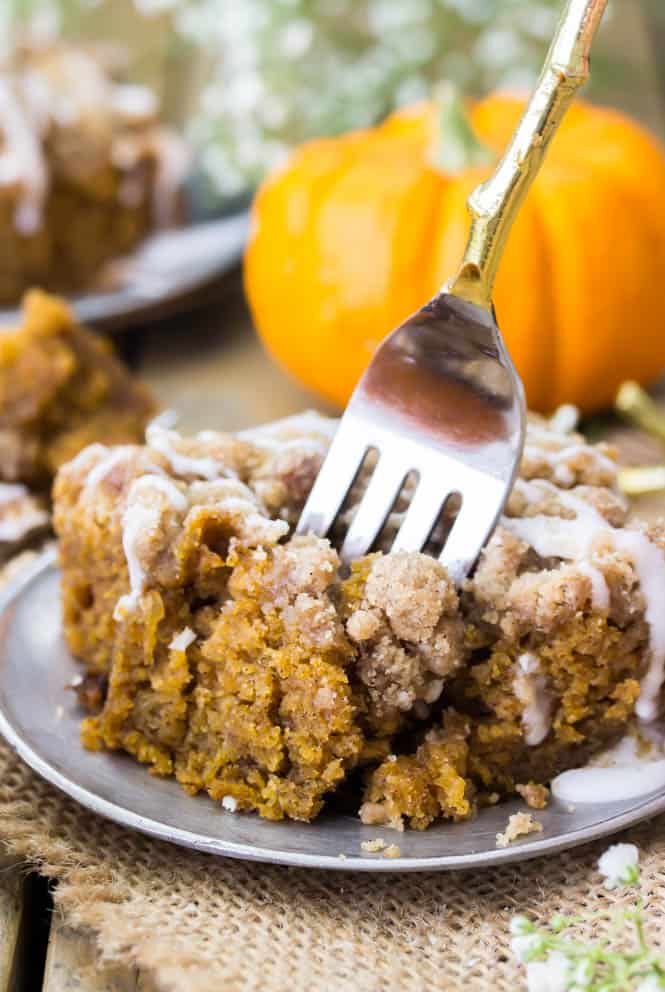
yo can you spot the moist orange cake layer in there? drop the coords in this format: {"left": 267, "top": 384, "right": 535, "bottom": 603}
{"left": 53, "top": 407, "right": 665, "bottom": 828}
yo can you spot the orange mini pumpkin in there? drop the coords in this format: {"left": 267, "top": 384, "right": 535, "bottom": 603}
{"left": 245, "top": 93, "right": 665, "bottom": 415}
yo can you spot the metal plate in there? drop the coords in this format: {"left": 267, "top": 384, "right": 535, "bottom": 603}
{"left": 1, "top": 550, "right": 664, "bottom": 872}
{"left": 0, "top": 212, "right": 250, "bottom": 332}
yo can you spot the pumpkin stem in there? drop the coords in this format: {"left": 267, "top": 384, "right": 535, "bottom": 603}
{"left": 431, "top": 82, "right": 492, "bottom": 175}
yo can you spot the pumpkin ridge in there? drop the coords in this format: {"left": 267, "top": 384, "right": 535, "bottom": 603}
{"left": 412, "top": 168, "right": 451, "bottom": 308}
{"left": 529, "top": 188, "right": 560, "bottom": 413}
{"left": 582, "top": 169, "right": 665, "bottom": 397}
{"left": 300, "top": 135, "right": 401, "bottom": 400}
{"left": 536, "top": 160, "right": 665, "bottom": 411}
{"left": 355, "top": 138, "right": 432, "bottom": 335}
{"left": 250, "top": 133, "right": 372, "bottom": 400}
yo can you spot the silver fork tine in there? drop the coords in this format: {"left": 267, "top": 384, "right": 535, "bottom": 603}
{"left": 297, "top": 422, "right": 368, "bottom": 538}
{"left": 439, "top": 480, "right": 506, "bottom": 584}
{"left": 391, "top": 481, "right": 447, "bottom": 556}
{"left": 340, "top": 456, "right": 407, "bottom": 562}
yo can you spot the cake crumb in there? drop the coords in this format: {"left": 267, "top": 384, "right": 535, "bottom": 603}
{"left": 338, "top": 853, "right": 347, "bottom": 861}
{"left": 496, "top": 812, "right": 543, "bottom": 848}
{"left": 516, "top": 782, "right": 550, "bottom": 809}
{"left": 383, "top": 844, "right": 401, "bottom": 859}
{"left": 55, "top": 704, "right": 64, "bottom": 721}
{"left": 361, "top": 838, "right": 387, "bottom": 853}
{"left": 71, "top": 672, "right": 108, "bottom": 712}
{"left": 359, "top": 802, "right": 405, "bottom": 832}
{"left": 222, "top": 796, "right": 237, "bottom": 813}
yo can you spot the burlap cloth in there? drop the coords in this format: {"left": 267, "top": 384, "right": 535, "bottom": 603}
{"left": 2, "top": 420, "right": 665, "bottom": 992}
{"left": 3, "top": 736, "right": 665, "bottom": 992}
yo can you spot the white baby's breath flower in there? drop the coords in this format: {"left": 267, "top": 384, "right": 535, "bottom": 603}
{"left": 525, "top": 951, "right": 572, "bottom": 992}
{"left": 571, "top": 959, "right": 594, "bottom": 987}
{"left": 509, "top": 915, "right": 533, "bottom": 937}
{"left": 636, "top": 975, "right": 665, "bottom": 992}
{"left": 146, "top": 0, "right": 568, "bottom": 196}
{"left": 511, "top": 933, "right": 544, "bottom": 963}
{"left": 597, "top": 843, "right": 640, "bottom": 890}
{"left": 278, "top": 19, "right": 313, "bottom": 57}
{"left": 132, "top": 0, "right": 179, "bottom": 14}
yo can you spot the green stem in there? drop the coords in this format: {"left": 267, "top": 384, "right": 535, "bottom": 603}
{"left": 430, "top": 82, "right": 493, "bottom": 175}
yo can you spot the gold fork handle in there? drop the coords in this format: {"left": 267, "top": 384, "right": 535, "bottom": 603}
{"left": 446, "top": 0, "right": 608, "bottom": 311}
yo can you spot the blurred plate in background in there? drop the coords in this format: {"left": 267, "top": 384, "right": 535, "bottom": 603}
{"left": 0, "top": 209, "right": 250, "bottom": 333}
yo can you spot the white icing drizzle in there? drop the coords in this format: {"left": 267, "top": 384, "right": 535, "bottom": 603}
{"left": 114, "top": 504, "right": 158, "bottom": 619}
{"left": 576, "top": 561, "right": 610, "bottom": 613}
{"left": 134, "top": 475, "right": 188, "bottom": 512}
{"left": 551, "top": 762, "right": 665, "bottom": 804}
{"left": 615, "top": 530, "right": 665, "bottom": 721}
{"left": 66, "top": 443, "right": 109, "bottom": 473}
{"left": 0, "top": 482, "right": 28, "bottom": 505}
{"left": 513, "top": 652, "right": 553, "bottom": 746}
{"left": 169, "top": 627, "right": 196, "bottom": 652}
{"left": 113, "top": 474, "right": 188, "bottom": 621}
{"left": 503, "top": 480, "right": 665, "bottom": 722}
{"left": 522, "top": 442, "right": 617, "bottom": 488}
{"left": 0, "top": 77, "right": 48, "bottom": 234}
{"left": 237, "top": 410, "right": 336, "bottom": 455}
{"left": 83, "top": 446, "right": 136, "bottom": 493}
{"left": 551, "top": 726, "right": 665, "bottom": 803}
{"left": 113, "top": 465, "right": 289, "bottom": 620}
{"left": 186, "top": 500, "right": 288, "bottom": 548}
{"left": 525, "top": 423, "right": 570, "bottom": 446}
{"left": 548, "top": 404, "right": 579, "bottom": 435}
{"left": 186, "top": 478, "right": 288, "bottom": 542}
{"left": 0, "top": 501, "right": 48, "bottom": 541}
{"left": 0, "top": 482, "right": 47, "bottom": 541}
{"left": 146, "top": 412, "right": 235, "bottom": 481}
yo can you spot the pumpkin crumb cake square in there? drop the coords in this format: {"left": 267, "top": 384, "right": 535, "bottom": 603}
{"left": 53, "top": 406, "right": 665, "bottom": 829}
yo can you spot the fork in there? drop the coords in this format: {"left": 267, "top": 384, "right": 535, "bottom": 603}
{"left": 297, "top": 0, "right": 608, "bottom": 584}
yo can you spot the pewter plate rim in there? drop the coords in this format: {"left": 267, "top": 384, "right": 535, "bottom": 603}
{"left": 1, "top": 548, "right": 664, "bottom": 873}
{"left": 0, "top": 212, "right": 250, "bottom": 332}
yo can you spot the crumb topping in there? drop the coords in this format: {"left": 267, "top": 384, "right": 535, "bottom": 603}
{"left": 345, "top": 553, "right": 465, "bottom": 728}
{"left": 360, "top": 838, "right": 387, "bottom": 853}
{"left": 496, "top": 812, "right": 543, "bottom": 848}
{"left": 515, "top": 782, "right": 550, "bottom": 810}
